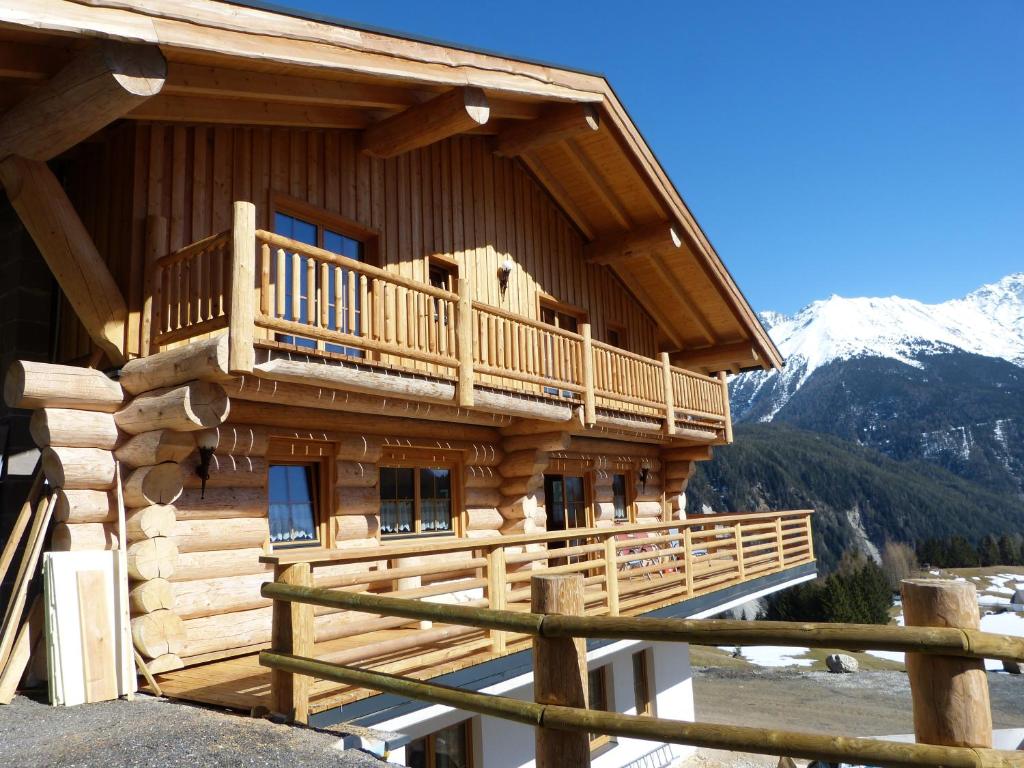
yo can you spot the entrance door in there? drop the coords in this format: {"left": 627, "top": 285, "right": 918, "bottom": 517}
{"left": 544, "top": 474, "right": 587, "bottom": 558}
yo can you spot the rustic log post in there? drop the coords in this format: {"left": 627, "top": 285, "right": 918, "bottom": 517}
{"left": 270, "top": 562, "right": 314, "bottom": 724}
{"left": 683, "top": 527, "right": 694, "bottom": 596}
{"left": 661, "top": 353, "right": 676, "bottom": 436}
{"left": 775, "top": 518, "right": 785, "bottom": 568}
{"left": 141, "top": 214, "right": 168, "bottom": 356}
{"left": 580, "top": 323, "right": 596, "bottom": 427}
{"left": 487, "top": 545, "right": 507, "bottom": 653}
{"left": 718, "top": 371, "right": 733, "bottom": 443}
{"left": 901, "top": 579, "right": 992, "bottom": 748}
{"left": 531, "top": 574, "right": 590, "bottom": 768}
{"left": 604, "top": 536, "right": 620, "bottom": 616}
{"left": 228, "top": 201, "right": 256, "bottom": 374}
{"left": 456, "top": 277, "right": 474, "bottom": 407}
{"left": 734, "top": 523, "right": 745, "bottom": 580}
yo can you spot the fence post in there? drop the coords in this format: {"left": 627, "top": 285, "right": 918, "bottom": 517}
{"left": 683, "top": 527, "right": 694, "bottom": 596}
{"left": 456, "top": 277, "right": 474, "bottom": 407}
{"left": 580, "top": 323, "right": 596, "bottom": 426}
{"left": 901, "top": 579, "right": 992, "bottom": 748}
{"left": 270, "top": 562, "right": 314, "bottom": 724}
{"left": 532, "top": 574, "right": 590, "bottom": 768}
{"left": 603, "top": 536, "right": 620, "bottom": 616}
{"left": 775, "top": 517, "right": 785, "bottom": 568}
{"left": 487, "top": 545, "right": 507, "bottom": 653}
{"left": 734, "top": 523, "right": 745, "bottom": 580}
{"left": 228, "top": 200, "right": 256, "bottom": 373}
{"left": 718, "top": 370, "right": 733, "bottom": 443}
{"left": 661, "top": 353, "right": 676, "bottom": 436}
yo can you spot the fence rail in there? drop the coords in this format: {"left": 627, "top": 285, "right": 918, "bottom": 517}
{"left": 147, "top": 203, "right": 735, "bottom": 437}
{"left": 260, "top": 574, "right": 1024, "bottom": 768}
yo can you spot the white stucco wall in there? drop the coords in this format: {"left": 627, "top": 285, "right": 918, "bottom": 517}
{"left": 363, "top": 640, "right": 695, "bottom": 768}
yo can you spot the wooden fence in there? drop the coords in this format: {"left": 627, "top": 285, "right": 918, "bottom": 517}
{"left": 260, "top": 575, "right": 1024, "bottom": 768}
{"left": 147, "top": 201, "right": 733, "bottom": 436}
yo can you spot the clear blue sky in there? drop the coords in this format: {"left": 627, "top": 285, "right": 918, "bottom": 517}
{"left": 266, "top": 0, "right": 1022, "bottom": 314}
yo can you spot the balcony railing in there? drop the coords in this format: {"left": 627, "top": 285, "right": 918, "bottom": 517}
{"left": 148, "top": 204, "right": 732, "bottom": 438}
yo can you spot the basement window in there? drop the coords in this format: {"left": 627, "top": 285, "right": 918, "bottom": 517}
{"left": 380, "top": 466, "right": 454, "bottom": 537}
{"left": 267, "top": 463, "right": 320, "bottom": 546}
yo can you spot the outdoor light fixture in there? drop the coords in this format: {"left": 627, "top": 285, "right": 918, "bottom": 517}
{"left": 195, "top": 430, "right": 217, "bottom": 499}
{"left": 638, "top": 466, "right": 650, "bottom": 493}
{"left": 498, "top": 258, "right": 514, "bottom": 298}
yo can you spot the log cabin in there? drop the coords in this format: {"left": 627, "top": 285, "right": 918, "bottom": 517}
{"left": 0, "top": 2, "right": 816, "bottom": 765}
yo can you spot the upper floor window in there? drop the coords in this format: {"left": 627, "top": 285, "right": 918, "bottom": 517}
{"left": 268, "top": 463, "right": 321, "bottom": 547}
{"left": 606, "top": 324, "right": 627, "bottom": 349}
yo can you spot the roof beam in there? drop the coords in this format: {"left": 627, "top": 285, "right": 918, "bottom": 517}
{"left": 129, "top": 94, "right": 369, "bottom": 129}
{"left": 562, "top": 139, "right": 632, "bottom": 230}
{"left": 0, "top": 42, "right": 64, "bottom": 81}
{"left": 520, "top": 154, "right": 597, "bottom": 240}
{"left": 583, "top": 222, "right": 681, "bottom": 265}
{"left": 360, "top": 86, "right": 489, "bottom": 159}
{"left": 494, "top": 103, "right": 599, "bottom": 157}
{"left": 0, "top": 39, "right": 166, "bottom": 162}
{"left": 672, "top": 341, "right": 760, "bottom": 373}
{"left": 647, "top": 254, "right": 717, "bottom": 345}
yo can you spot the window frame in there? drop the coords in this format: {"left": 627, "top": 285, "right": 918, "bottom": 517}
{"left": 632, "top": 649, "right": 654, "bottom": 717}
{"left": 606, "top": 323, "right": 628, "bottom": 349}
{"left": 611, "top": 472, "right": 634, "bottom": 524}
{"left": 379, "top": 448, "right": 463, "bottom": 541}
{"left": 270, "top": 192, "right": 380, "bottom": 265}
{"left": 587, "top": 664, "right": 614, "bottom": 753}
{"left": 265, "top": 442, "right": 334, "bottom": 550}
{"left": 538, "top": 295, "right": 587, "bottom": 332}
{"left": 405, "top": 719, "right": 473, "bottom": 768}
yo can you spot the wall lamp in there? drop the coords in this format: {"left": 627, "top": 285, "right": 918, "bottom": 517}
{"left": 498, "top": 258, "right": 514, "bottom": 298}
{"left": 195, "top": 430, "right": 217, "bottom": 499}
{"left": 638, "top": 466, "right": 651, "bottom": 494}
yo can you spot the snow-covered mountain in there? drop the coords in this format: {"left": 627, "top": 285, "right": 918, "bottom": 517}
{"left": 735, "top": 273, "right": 1024, "bottom": 420}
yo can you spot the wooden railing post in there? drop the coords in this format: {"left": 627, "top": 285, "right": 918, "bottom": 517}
{"left": 683, "top": 526, "right": 694, "bottom": 596}
{"left": 228, "top": 200, "right": 256, "bottom": 373}
{"left": 775, "top": 517, "right": 785, "bottom": 568}
{"left": 487, "top": 545, "right": 507, "bottom": 653}
{"left": 734, "top": 523, "right": 745, "bottom": 580}
{"left": 661, "top": 353, "right": 676, "bottom": 436}
{"left": 581, "top": 323, "right": 596, "bottom": 426}
{"left": 804, "top": 513, "right": 815, "bottom": 560}
{"left": 532, "top": 574, "right": 590, "bottom": 768}
{"left": 270, "top": 562, "right": 314, "bottom": 724}
{"left": 901, "top": 579, "right": 992, "bottom": 749}
{"left": 718, "top": 370, "right": 733, "bottom": 443}
{"left": 456, "top": 277, "right": 474, "bottom": 407}
{"left": 604, "top": 535, "right": 620, "bottom": 616}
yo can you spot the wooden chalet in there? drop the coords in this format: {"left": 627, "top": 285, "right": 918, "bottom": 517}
{"left": 0, "top": 2, "right": 814, "bottom": 765}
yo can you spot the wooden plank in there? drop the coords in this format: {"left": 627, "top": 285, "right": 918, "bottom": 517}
{"left": 77, "top": 570, "right": 118, "bottom": 703}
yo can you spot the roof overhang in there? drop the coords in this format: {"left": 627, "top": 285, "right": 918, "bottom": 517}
{"left": 0, "top": 0, "right": 783, "bottom": 373}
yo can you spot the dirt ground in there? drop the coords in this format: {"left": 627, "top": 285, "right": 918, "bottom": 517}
{"left": 0, "top": 691, "right": 387, "bottom": 768}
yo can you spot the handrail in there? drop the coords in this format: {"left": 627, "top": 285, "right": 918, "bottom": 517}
{"left": 260, "top": 583, "right": 1024, "bottom": 663}
{"left": 154, "top": 229, "right": 230, "bottom": 269}
{"left": 260, "top": 653, "right": 1024, "bottom": 768}
{"left": 471, "top": 300, "right": 584, "bottom": 342}
{"left": 260, "top": 509, "right": 814, "bottom": 565}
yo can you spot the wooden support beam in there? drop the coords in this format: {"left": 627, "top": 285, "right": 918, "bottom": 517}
{"left": 360, "top": 87, "right": 489, "bottom": 159}
{"left": 0, "top": 40, "right": 165, "bottom": 162}
{"left": 228, "top": 202, "right": 257, "bottom": 373}
{"left": 647, "top": 254, "right": 716, "bottom": 345}
{"left": 583, "top": 222, "right": 681, "bottom": 265}
{"left": 520, "top": 154, "right": 596, "bottom": 240}
{"left": 129, "top": 95, "right": 369, "bottom": 129}
{"left": 0, "top": 157, "right": 129, "bottom": 363}
{"left": 671, "top": 341, "right": 761, "bottom": 374}
{"left": 494, "top": 103, "right": 599, "bottom": 157}
{"left": 270, "top": 562, "right": 314, "bottom": 724}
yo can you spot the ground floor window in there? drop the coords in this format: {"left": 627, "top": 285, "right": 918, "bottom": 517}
{"left": 632, "top": 649, "right": 654, "bottom": 716}
{"left": 588, "top": 665, "right": 613, "bottom": 752}
{"left": 406, "top": 720, "right": 472, "bottom": 768}
{"left": 380, "top": 466, "right": 454, "bottom": 537}
{"left": 267, "top": 463, "right": 320, "bottom": 546}
{"left": 612, "top": 473, "right": 631, "bottom": 522}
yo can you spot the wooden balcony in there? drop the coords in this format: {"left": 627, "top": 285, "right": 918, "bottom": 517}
{"left": 151, "top": 511, "right": 814, "bottom": 717}
{"left": 145, "top": 204, "right": 733, "bottom": 441}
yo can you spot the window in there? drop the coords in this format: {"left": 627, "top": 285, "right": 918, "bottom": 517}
{"left": 588, "top": 665, "right": 613, "bottom": 751}
{"left": 272, "top": 198, "right": 376, "bottom": 357}
{"left": 606, "top": 324, "right": 626, "bottom": 349}
{"left": 406, "top": 720, "right": 472, "bottom": 768}
{"left": 268, "top": 463, "right": 320, "bottom": 546}
{"left": 428, "top": 257, "right": 458, "bottom": 327}
{"left": 632, "top": 649, "right": 654, "bottom": 717}
{"left": 540, "top": 299, "right": 585, "bottom": 398}
{"left": 612, "top": 473, "right": 631, "bottom": 523}
{"left": 380, "top": 466, "right": 454, "bottom": 537}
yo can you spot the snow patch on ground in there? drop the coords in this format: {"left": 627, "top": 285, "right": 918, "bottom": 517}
{"left": 718, "top": 646, "right": 814, "bottom": 668}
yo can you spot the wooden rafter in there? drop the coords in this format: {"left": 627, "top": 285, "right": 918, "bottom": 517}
{"left": 672, "top": 341, "right": 760, "bottom": 373}
{"left": 0, "top": 42, "right": 64, "bottom": 80}
{"left": 494, "top": 103, "right": 599, "bottom": 157}
{"left": 360, "top": 86, "right": 490, "bottom": 159}
{"left": 583, "top": 222, "right": 681, "bottom": 265}
{"left": 520, "top": 154, "right": 596, "bottom": 240}
{"left": 0, "top": 39, "right": 166, "bottom": 162}
{"left": 561, "top": 139, "right": 632, "bottom": 230}
{"left": 612, "top": 268, "right": 686, "bottom": 351}
{"left": 130, "top": 95, "right": 370, "bottom": 129}
{"left": 647, "top": 254, "right": 717, "bottom": 345}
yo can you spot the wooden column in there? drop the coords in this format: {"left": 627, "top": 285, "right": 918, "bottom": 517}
{"left": 718, "top": 371, "right": 733, "bottom": 443}
{"left": 228, "top": 201, "right": 256, "bottom": 373}
{"left": 270, "top": 562, "right": 314, "bottom": 724}
{"left": 604, "top": 536, "right": 620, "bottom": 616}
{"left": 532, "top": 574, "right": 590, "bottom": 768}
{"left": 660, "top": 353, "right": 676, "bottom": 436}
{"left": 734, "top": 523, "right": 745, "bottom": 580}
{"left": 901, "top": 579, "right": 992, "bottom": 748}
{"left": 487, "top": 546, "right": 507, "bottom": 653}
{"left": 140, "top": 214, "right": 168, "bottom": 356}
{"left": 456, "top": 277, "right": 475, "bottom": 407}
{"left": 580, "top": 323, "right": 596, "bottom": 426}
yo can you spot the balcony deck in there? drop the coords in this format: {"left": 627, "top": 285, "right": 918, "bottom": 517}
{"left": 146, "top": 221, "right": 734, "bottom": 441}
{"left": 150, "top": 511, "right": 814, "bottom": 717}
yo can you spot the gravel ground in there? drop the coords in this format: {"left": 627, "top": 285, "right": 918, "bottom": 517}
{"left": 0, "top": 692, "right": 390, "bottom": 768}
{"left": 692, "top": 667, "right": 1024, "bottom": 735}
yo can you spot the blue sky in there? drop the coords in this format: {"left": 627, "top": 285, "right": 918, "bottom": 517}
{"left": 270, "top": 0, "right": 1021, "bottom": 314}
